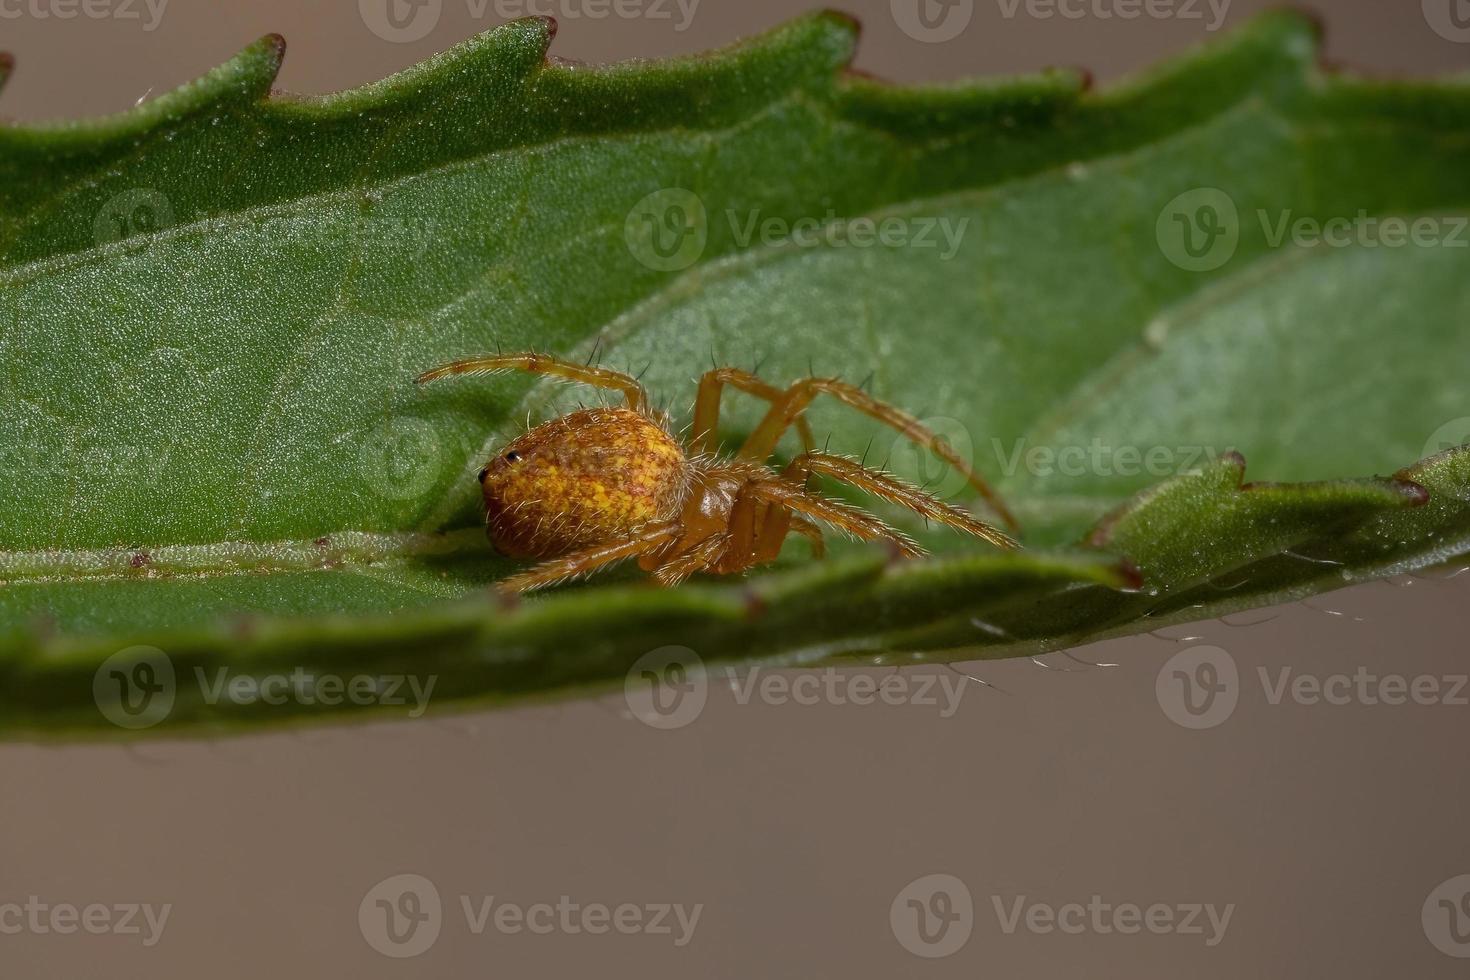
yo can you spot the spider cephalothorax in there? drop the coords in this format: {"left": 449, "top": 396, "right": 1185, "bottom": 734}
{"left": 416, "top": 352, "right": 1019, "bottom": 594}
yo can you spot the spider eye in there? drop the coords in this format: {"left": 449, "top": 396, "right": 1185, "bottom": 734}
{"left": 504, "top": 451, "right": 522, "bottom": 464}
{"left": 477, "top": 468, "right": 489, "bottom": 483}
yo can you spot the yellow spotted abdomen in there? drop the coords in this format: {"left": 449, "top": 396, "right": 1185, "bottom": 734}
{"left": 479, "top": 408, "right": 690, "bottom": 558}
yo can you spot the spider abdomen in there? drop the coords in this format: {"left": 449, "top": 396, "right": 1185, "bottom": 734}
{"left": 479, "top": 407, "right": 690, "bottom": 558}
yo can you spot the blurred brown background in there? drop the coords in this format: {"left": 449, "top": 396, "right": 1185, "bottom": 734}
{"left": 3, "top": 1, "right": 1469, "bottom": 977}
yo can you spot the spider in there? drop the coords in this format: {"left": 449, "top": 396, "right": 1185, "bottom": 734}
{"left": 414, "top": 351, "right": 1020, "bottom": 594}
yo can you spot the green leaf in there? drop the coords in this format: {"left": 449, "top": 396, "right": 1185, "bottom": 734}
{"left": 1, "top": 11, "right": 1467, "bottom": 734}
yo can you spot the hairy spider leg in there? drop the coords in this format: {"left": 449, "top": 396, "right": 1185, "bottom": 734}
{"left": 744, "top": 476, "right": 923, "bottom": 559}
{"left": 680, "top": 480, "right": 830, "bottom": 576}
{"left": 780, "top": 451, "right": 1017, "bottom": 550}
{"left": 497, "top": 521, "right": 681, "bottom": 594}
{"left": 787, "top": 515, "right": 827, "bottom": 558}
{"left": 720, "top": 478, "right": 767, "bottom": 572}
{"left": 690, "top": 367, "right": 815, "bottom": 457}
{"left": 651, "top": 531, "right": 732, "bottom": 586}
{"left": 739, "top": 377, "right": 1019, "bottom": 532}
{"left": 416, "top": 352, "right": 649, "bottom": 414}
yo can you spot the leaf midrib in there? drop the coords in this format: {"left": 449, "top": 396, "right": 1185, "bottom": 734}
{"left": 0, "top": 527, "right": 489, "bottom": 585}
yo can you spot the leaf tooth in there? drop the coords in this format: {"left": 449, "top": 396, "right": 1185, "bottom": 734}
{"left": 167, "top": 32, "right": 285, "bottom": 110}
{"left": 1397, "top": 443, "right": 1470, "bottom": 482}
{"left": 1085, "top": 450, "right": 1247, "bottom": 549}
{"left": 1386, "top": 478, "right": 1431, "bottom": 508}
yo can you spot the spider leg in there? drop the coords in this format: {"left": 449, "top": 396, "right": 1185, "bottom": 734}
{"left": 416, "top": 351, "right": 649, "bottom": 414}
{"left": 750, "top": 496, "right": 793, "bottom": 565}
{"left": 788, "top": 515, "right": 826, "bottom": 558}
{"left": 496, "top": 521, "right": 681, "bottom": 595}
{"left": 782, "top": 451, "right": 1017, "bottom": 550}
{"left": 714, "top": 478, "right": 815, "bottom": 571}
{"left": 747, "top": 477, "right": 924, "bottom": 558}
{"left": 691, "top": 367, "right": 815, "bottom": 457}
{"left": 738, "top": 377, "right": 1019, "bottom": 532}
{"left": 651, "top": 532, "right": 731, "bottom": 586}
{"left": 745, "top": 500, "right": 829, "bottom": 564}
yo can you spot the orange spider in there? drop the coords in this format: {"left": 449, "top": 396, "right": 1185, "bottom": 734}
{"left": 415, "top": 352, "right": 1020, "bottom": 594}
